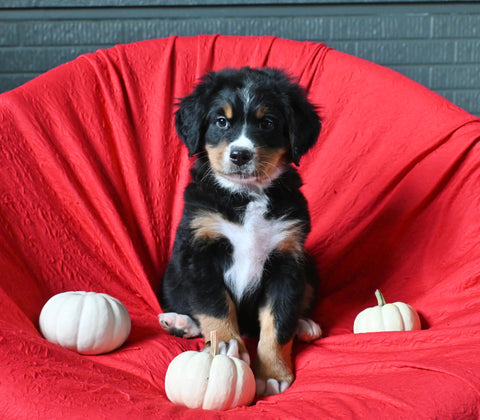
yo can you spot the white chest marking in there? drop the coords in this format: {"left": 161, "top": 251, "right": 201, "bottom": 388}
{"left": 218, "top": 197, "right": 299, "bottom": 303}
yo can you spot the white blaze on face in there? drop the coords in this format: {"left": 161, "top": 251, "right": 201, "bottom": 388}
{"left": 224, "top": 132, "right": 255, "bottom": 167}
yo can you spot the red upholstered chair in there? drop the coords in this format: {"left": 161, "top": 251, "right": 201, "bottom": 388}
{"left": 1, "top": 35, "right": 480, "bottom": 418}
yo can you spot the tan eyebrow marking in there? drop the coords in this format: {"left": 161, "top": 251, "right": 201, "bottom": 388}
{"left": 222, "top": 103, "right": 233, "bottom": 120}
{"left": 256, "top": 106, "right": 268, "bottom": 119}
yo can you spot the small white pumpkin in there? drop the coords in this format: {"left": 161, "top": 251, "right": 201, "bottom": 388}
{"left": 354, "top": 289, "right": 421, "bottom": 333}
{"left": 39, "top": 291, "right": 131, "bottom": 355}
{"left": 165, "top": 331, "right": 256, "bottom": 411}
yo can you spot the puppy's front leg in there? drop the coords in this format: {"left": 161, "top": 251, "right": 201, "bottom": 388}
{"left": 197, "top": 291, "right": 250, "bottom": 364}
{"left": 255, "top": 305, "right": 294, "bottom": 396}
{"left": 254, "top": 256, "right": 305, "bottom": 396}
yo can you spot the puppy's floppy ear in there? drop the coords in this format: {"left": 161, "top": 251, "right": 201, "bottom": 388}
{"left": 175, "top": 76, "right": 212, "bottom": 157}
{"left": 286, "top": 87, "right": 321, "bottom": 166}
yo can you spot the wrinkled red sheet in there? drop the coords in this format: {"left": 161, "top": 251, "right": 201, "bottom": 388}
{"left": 1, "top": 35, "right": 480, "bottom": 419}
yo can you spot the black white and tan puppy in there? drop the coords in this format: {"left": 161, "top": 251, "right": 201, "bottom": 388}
{"left": 158, "top": 67, "right": 322, "bottom": 396}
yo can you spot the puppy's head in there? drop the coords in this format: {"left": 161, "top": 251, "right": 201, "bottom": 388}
{"left": 175, "top": 67, "right": 320, "bottom": 190}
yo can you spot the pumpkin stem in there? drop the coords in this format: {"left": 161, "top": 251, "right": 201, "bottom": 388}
{"left": 375, "top": 289, "right": 386, "bottom": 306}
{"left": 210, "top": 330, "right": 218, "bottom": 357}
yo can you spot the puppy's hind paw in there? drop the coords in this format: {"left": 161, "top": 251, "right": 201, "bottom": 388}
{"left": 158, "top": 312, "right": 202, "bottom": 338}
{"left": 296, "top": 318, "right": 322, "bottom": 342}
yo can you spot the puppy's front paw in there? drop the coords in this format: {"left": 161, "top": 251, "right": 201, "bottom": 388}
{"left": 254, "top": 365, "right": 294, "bottom": 396}
{"left": 254, "top": 336, "right": 294, "bottom": 397}
{"left": 203, "top": 338, "right": 251, "bottom": 365}
{"left": 255, "top": 378, "right": 291, "bottom": 396}
{"left": 254, "top": 353, "right": 294, "bottom": 396}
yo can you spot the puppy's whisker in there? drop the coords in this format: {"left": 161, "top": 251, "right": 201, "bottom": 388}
{"left": 193, "top": 157, "right": 216, "bottom": 184}
{"left": 258, "top": 166, "right": 273, "bottom": 184}
{"left": 258, "top": 161, "right": 278, "bottom": 177}
{"left": 259, "top": 160, "right": 279, "bottom": 171}
{"left": 201, "top": 166, "right": 215, "bottom": 184}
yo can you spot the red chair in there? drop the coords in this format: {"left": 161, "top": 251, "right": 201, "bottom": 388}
{"left": 1, "top": 35, "right": 479, "bottom": 418}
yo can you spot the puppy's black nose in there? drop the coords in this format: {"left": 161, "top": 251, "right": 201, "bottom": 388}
{"left": 230, "top": 148, "right": 253, "bottom": 166}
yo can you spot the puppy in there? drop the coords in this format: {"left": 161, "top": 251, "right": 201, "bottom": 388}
{"left": 158, "top": 67, "right": 322, "bottom": 396}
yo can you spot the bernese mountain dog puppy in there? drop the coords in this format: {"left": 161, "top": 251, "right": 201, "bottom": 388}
{"left": 158, "top": 67, "right": 322, "bottom": 396}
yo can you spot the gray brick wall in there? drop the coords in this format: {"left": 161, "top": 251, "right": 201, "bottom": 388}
{"left": 1, "top": 1, "right": 479, "bottom": 116}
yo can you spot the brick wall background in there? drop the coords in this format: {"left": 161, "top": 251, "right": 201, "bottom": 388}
{"left": 1, "top": 1, "right": 479, "bottom": 116}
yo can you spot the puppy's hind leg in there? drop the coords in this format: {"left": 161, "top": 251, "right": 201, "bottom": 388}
{"left": 296, "top": 318, "right": 322, "bottom": 342}
{"left": 159, "top": 312, "right": 202, "bottom": 338}
{"left": 296, "top": 259, "right": 322, "bottom": 342}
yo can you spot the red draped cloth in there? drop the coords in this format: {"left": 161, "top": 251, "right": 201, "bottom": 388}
{"left": 1, "top": 35, "right": 480, "bottom": 418}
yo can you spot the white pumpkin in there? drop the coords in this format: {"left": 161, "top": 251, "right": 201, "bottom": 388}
{"left": 39, "top": 291, "right": 131, "bottom": 355}
{"left": 353, "top": 289, "right": 421, "bottom": 333}
{"left": 165, "top": 331, "right": 256, "bottom": 411}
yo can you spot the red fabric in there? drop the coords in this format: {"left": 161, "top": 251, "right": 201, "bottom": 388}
{"left": 1, "top": 35, "right": 480, "bottom": 418}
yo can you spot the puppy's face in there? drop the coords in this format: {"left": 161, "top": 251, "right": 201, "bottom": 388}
{"left": 175, "top": 67, "right": 321, "bottom": 190}
{"left": 203, "top": 89, "right": 290, "bottom": 189}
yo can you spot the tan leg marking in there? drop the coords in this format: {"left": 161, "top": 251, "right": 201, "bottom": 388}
{"left": 276, "top": 222, "right": 305, "bottom": 258}
{"left": 196, "top": 292, "right": 247, "bottom": 355}
{"left": 190, "top": 211, "right": 225, "bottom": 242}
{"left": 255, "top": 306, "right": 294, "bottom": 384}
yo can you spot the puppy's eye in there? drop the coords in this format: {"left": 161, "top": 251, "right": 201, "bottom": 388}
{"left": 259, "top": 119, "right": 275, "bottom": 131}
{"left": 216, "top": 117, "right": 230, "bottom": 129}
